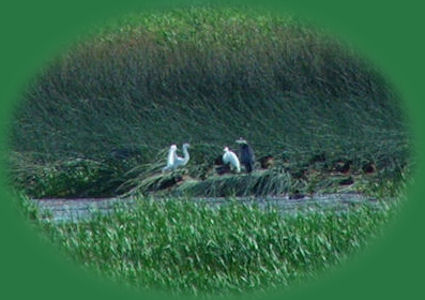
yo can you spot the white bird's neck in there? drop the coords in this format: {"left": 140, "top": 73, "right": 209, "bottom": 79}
{"left": 168, "top": 148, "right": 176, "bottom": 164}
{"left": 182, "top": 146, "right": 190, "bottom": 163}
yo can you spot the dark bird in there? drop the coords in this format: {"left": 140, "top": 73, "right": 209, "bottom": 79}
{"left": 362, "top": 161, "right": 376, "bottom": 174}
{"left": 259, "top": 155, "right": 274, "bottom": 169}
{"left": 333, "top": 159, "right": 352, "bottom": 174}
{"left": 215, "top": 164, "right": 231, "bottom": 175}
{"left": 214, "top": 154, "right": 224, "bottom": 166}
{"left": 236, "top": 137, "right": 255, "bottom": 173}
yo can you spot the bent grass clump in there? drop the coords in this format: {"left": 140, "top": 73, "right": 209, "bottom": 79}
{"left": 9, "top": 7, "right": 410, "bottom": 198}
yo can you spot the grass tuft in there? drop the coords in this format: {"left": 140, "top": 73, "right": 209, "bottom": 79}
{"left": 22, "top": 194, "right": 399, "bottom": 297}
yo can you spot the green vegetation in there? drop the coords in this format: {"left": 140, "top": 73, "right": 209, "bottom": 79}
{"left": 8, "top": 7, "right": 412, "bottom": 297}
{"left": 21, "top": 194, "right": 399, "bottom": 297}
{"left": 8, "top": 7, "right": 410, "bottom": 198}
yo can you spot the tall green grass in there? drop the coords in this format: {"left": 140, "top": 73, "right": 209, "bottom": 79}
{"left": 23, "top": 194, "right": 398, "bottom": 297}
{"left": 8, "top": 7, "right": 410, "bottom": 197}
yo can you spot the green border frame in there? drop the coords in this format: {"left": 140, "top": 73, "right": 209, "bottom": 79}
{"left": 1, "top": 1, "right": 424, "bottom": 299}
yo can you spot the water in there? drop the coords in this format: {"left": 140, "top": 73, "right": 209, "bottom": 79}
{"left": 32, "top": 192, "right": 383, "bottom": 223}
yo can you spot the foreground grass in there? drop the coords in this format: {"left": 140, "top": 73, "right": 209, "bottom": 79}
{"left": 23, "top": 194, "right": 399, "bottom": 297}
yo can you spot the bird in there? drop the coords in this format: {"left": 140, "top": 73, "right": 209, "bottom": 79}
{"left": 162, "top": 144, "right": 178, "bottom": 172}
{"left": 162, "top": 143, "right": 190, "bottom": 171}
{"left": 235, "top": 137, "right": 255, "bottom": 173}
{"left": 222, "top": 146, "right": 241, "bottom": 173}
{"left": 174, "top": 143, "right": 190, "bottom": 168}
{"left": 259, "top": 155, "right": 274, "bottom": 169}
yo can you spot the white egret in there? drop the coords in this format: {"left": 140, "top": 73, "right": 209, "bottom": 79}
{"left": 174, "top": 143, "right": 190, "bottom": 168}
{"left": 162, "top": 144, "right": 178, "bottom": 172}
{"left": 162, "top": 143, "right": 190, "bottom": 172}
{"left": 222, "top": 146, "right": 240, "bottom": 173}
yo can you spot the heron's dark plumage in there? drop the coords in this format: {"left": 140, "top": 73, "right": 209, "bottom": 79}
{"left": 239, "top": 143, "right": 255, "bottom": 173}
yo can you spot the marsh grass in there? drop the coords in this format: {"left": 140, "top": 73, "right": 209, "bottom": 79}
{"left": 7, "top": 7, "right": 410, "bottom": 198}
{"left": 22, "top": 194, "right": 398, "bottom": 297}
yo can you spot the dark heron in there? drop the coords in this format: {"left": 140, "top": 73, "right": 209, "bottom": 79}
{"left": 235, "top": 137, "right": 255, "bottom": 173}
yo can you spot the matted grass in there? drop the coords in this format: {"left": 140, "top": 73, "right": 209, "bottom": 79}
{"left": 7, "top": 7, "right": 410, "bottom": 198}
